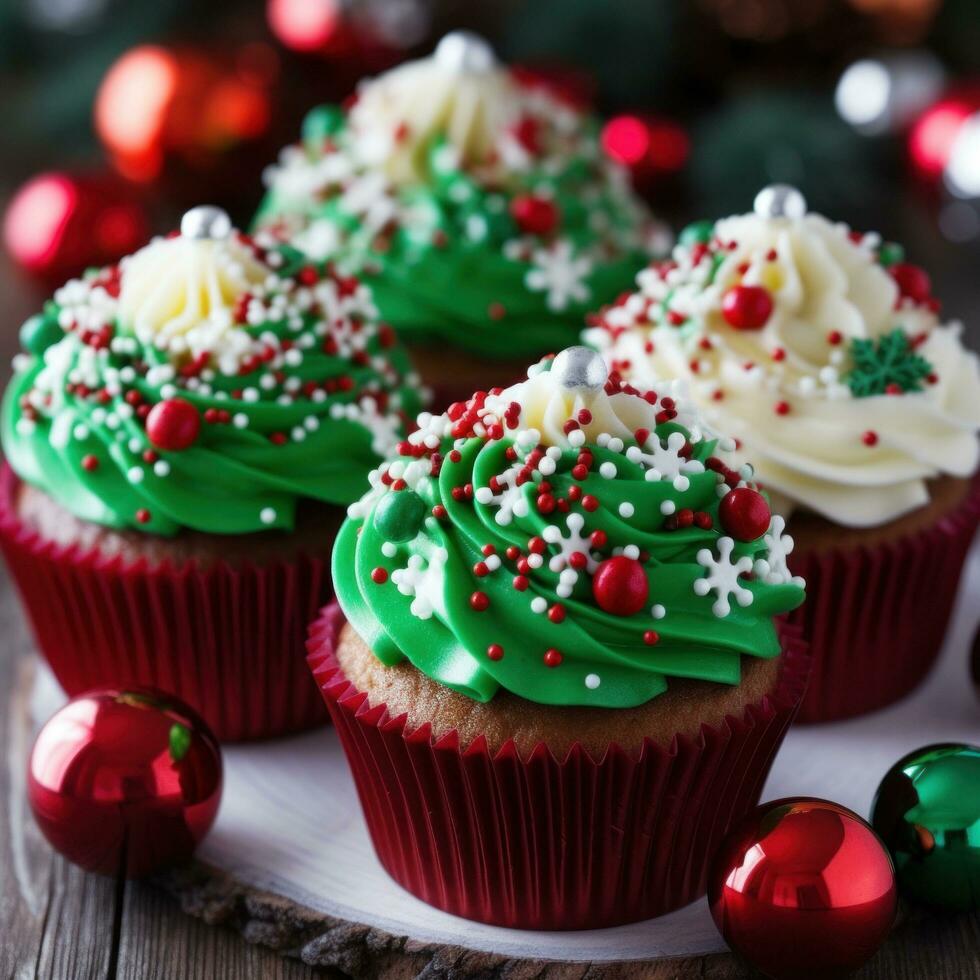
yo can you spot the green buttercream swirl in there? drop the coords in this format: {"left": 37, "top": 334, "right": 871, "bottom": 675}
{"left": 2, "top": 247, "right": 424, "bottom": 536}
{"left": 333, "top": 365, "right": 805, "bottom": 708}
{"left": 254, "top": 109, "right": 655, "bottom": 359}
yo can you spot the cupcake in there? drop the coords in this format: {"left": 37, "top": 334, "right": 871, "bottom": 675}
{"left": 308, "top": 346, "right": 807, "bottom": 929}
{"left": 586, "top": 184, "right": 980, "bottom": 722}
{"left": 254, "top": 31, "right": 661, "bottom": 405}
{"left": 0, "top": 206, "right": 423, "bottom": 741}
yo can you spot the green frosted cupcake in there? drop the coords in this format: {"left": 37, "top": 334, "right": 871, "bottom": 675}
{"left": 255, "top": 32, "right": 662, "bottom": 401}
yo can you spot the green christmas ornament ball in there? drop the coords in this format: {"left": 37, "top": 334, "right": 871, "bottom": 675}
{"left": 871, "top": 743, "right": 980, "bottom": 912}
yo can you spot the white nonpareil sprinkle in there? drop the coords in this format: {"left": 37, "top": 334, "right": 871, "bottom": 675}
{"left": 651, "top": 604, "right": 666, "bottom": 619}
{"left": 260, "top": 507, "right": 277, "bottom": 525}
{"left": 530, "top": 597, "right": 548, "bottom": 614}
{"left": 585, "top": 673, "right": 601, "bottom": 690}
{"left": 619, "top": 501, "right": 635, "bottom": 518}
{"left": 660, "top": 500, "right": 676, "bottom": 515}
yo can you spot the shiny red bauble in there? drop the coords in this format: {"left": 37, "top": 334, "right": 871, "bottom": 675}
{"left": 719, "top": 488, "right": 771, "bottom": 542}
{"left": 2, "top": 171, "right": 148, "bottom": 286}
{"left": 721, "top": 285, "right": 774, "bottom": 331}
{"left": 709, "top": 798, "right": 897, "bottom": 980}
{"left": 592, "top": 556, "right": 649, "bottom": 616}
{"left": 510, "top": 195, "right": 560, "bottom": 237}
{"left": 28, "top": 689, "right": 222, "bottom": 878}
{"left": 890, "top": 262, "right": 932, "bottom": 304}
{"left": 146, "top": 398, "right": 201, "bottom": 451}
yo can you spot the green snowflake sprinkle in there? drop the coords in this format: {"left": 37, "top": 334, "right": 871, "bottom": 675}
{"left": 845, "top": 329, "right": 934, "bottom": 397}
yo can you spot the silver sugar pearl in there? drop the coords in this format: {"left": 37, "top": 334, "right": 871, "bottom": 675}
{"left": 551, "top": 346, "right": 607, "bottom": 393}
{"left": 180, "top": 206, "right": 232, "bottom": 241}
{"left": 753, "top": 184, "right": 807, "bottom": 221}
{"left": 434, "top": 31, "right": 497, "bottom": 74}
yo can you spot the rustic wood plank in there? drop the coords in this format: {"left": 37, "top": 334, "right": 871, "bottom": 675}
{"left": 116, "top": 881, "right": 334, "bottom": 980}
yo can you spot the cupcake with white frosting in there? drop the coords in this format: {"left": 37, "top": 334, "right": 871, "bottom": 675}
{"left": 586, "top": 185, "right": 980, "bottom": 721}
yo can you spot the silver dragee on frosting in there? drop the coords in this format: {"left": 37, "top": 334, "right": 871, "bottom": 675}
{"left": 585, "top": 186, "right": 980, "bottom": 527}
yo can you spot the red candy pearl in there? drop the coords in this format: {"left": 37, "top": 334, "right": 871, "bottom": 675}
{"left": 510, "top": 195, "right": 559, "bottom": 236}
{"left": 592, "top": 556, "right": 649, "bottom": 616}
{"left": 721, "top": 285, "right": 773, "bottom": 330}
{"left": 890, "top": 262, "right": 931, "bottom": 303}
{"left": 719, "top": 488, "right": 771, "bottom": 541}
{"left": 146, "top": 398, "right": 200, "bottom": 451}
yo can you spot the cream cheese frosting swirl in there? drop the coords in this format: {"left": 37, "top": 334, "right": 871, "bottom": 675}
{"left": 586, "top": 186, "right": 980, "bottom": 527}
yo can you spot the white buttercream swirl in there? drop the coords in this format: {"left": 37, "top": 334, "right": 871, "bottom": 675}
{"left": 587, "top": 210, "right": 980, "bottom": 527}
{"left": 117, "top": 231, "right": 269, "bottom": 370}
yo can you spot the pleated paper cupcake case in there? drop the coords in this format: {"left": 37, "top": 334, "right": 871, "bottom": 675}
{"left": 789, "top": 473, "right": 980, "bottom": 723}
{"left": 308, "top": 605, "right": 810, "bottom": 930}
{"left": 0, "top": 464, "right": 331, "bottom": 741}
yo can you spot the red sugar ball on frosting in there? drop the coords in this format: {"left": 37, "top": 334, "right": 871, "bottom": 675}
{"left": 721, "top": 285, "right": 773, "bottom": 331}
{"left": 146, "top": 398, "right": 200, "bottom": 451}
{"left": 592, "top": 556, "right": 649, "bottom": 616}
{"left": 719, "top": 488, "right": 771, "bottom": 542}
{"left": 510, "top": 195, "right": 559, "bottom": 236}
{"left": 890, "top": 263, "right": 931, "bottom": 304}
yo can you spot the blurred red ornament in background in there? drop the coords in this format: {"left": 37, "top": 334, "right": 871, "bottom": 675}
{"left": 267, "top": 0, "right": 353, "bottom": 55}
{"left": 601, "top": 114, "right": 690, "bottom": 183}
{"left": 908, "top": 87, "right": 980, "bottom": 182}
{"left": 94, "top": 43, "right": 279, "bottom": 184}
{"left": 3, "top": 171, "right": 148, "bottom": 286}
{"left": 28, "top": 689, "right": 222, "bottom": 879}
{"left": 709, "top": 797, "right": 897, "bottom": 980}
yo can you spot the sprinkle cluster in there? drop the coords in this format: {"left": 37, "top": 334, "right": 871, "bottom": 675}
{"left": 339, "top": 350, "right": 806, "bottom": 705}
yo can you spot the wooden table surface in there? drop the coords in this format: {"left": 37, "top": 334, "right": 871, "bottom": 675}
{"left": 0, "top": 227, "right": 979, "bottom": 979}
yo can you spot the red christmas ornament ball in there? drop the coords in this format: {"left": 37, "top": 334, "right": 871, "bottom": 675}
{"left": 28, "top": 689, "right": 222, "bottom": 878}
{"left": 146, "top": 398, "right": 201, "bottom": 451}
{"left": 592, "top": 556, "right": 649, "bottom": 616}
{"left": 719, "top": 488, "right": 771, "bottom": 542}
{"left": 709, "top": 798, "right": 897, "bottom": 980}
{"left": 890, "top": 262, "right": 932, "bottom": 303}
{"left": 94, "top": 43, "right": 278, "bottom": 188}
{"left": 3, "top": 172, "right": 148, "bottom": 286}
{"left": 510, "top": 195, "right": 560, "bottom": 236}
{"left": 721, "top": 285, "right": 774, "bottom": 330}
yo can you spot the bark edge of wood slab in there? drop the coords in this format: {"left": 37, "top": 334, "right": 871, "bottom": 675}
{"left": 154, "top": 863, "right": 742, "bottom": 980}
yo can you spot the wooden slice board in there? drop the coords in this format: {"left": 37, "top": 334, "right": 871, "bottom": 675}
{"left": 28, "top": 546, "right": 980, "bottom": 978}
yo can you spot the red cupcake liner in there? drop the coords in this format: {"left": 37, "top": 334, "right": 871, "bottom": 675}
{"left": 0, "top": 465, "right": 332, "bottom": 742}
{"left": 308, "top": 606, "right": 810, "bottom": 930}
{"left": 788, "top": 475, "right": 980, "bottom": 724}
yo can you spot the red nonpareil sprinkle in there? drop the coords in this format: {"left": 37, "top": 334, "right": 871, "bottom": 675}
{"left": 505, "top": 545, "right": 521, "bottom": 561}
{"left": 591, "top": 529, "right": 608, "bottom": 548}
{"left": 135, "top": 508, "right": 151, "bottom": 524}
{"left": 543, "top": 648, "right": 563, "bottom": 668}
{"left": 482, "top": 544, "right": 496, "bottom": 556}
{"left": 470, "top": 591, "right": 490, "bottom": 611}
{"left": 473, "top": 562, "right": 489, "bottom": 577}
{"left": 142, "top": 450, "right": 158, "bottom": 464}
{"left": 548, "top": 604, "right": 566, "bottom": 623}
{"left": 771, "top": 347, "right": 786, "bottom": 362}
{"left": 568, "top": 485, "right": 582, "bottom": 502}
{"left": 488, "top": 302, "right": 506, "bottom": 321}
{"left": 677, "top": 508, "right": 694, "bottom": 528}
{"left": 862, "top": 430, "right": 879, "bottom": 446}
{"left": 634, "top": 427, "right": 650, "bottom": 446}
{"left": 513, "top": 575, "right": 529, "bottom": 591}
{"left": 694, "top": 511, "right": 713, "bottom": 529}
{"left": 270, "top": 432, "right": 288, "bottom": 445}
{"left": 537, "top": 493, "right": 556, "bottom": 514}
{"left": 487, "top": 643, "right": 504, "bottom": 661}
{"left": 885, "top": 383, "right": 902, "bottom": 396}
{"left": 827, "top": 330, "right": 843, "bottom": 345}
{"left": 774, "top": 401, "right": 791, "bottom": 415}
{"left": 432, "top": 504, "right": 447, "bottom": 519}
{"left": 582, "top": 494, "right": 599, "bottom": 512}
{"left": 81, "top": 454, "right": 99, "bottom": 472}
{"left": 644, "top": 630, "right": 660, "bottom": 646}
{"left": 371, "top": 567, "right": 388, "bottom": 584}
{"left": 568, "top": 552, "right": 588, "bottom": 570}
{"left": 528, "top": 537, "right": 546, "bottom": 554}
{"left": 577, "top": 409, "right": 592, "bottom": 425}
{"left": 572, "top": 463, "right": 589, "bottom": 481}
